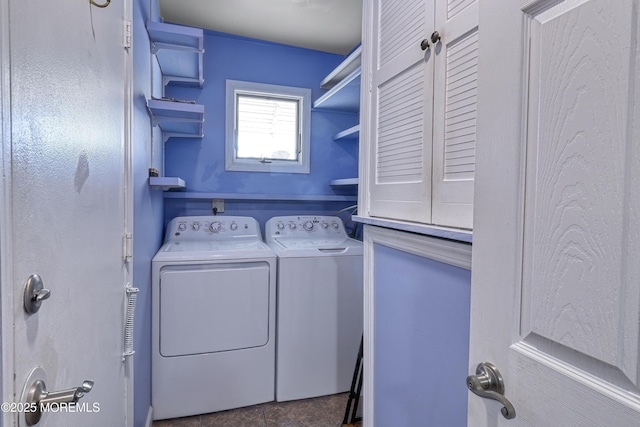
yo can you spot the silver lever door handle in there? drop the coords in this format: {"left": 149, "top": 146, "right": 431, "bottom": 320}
{"left": 467, "top": 362, "right": 516, "bottom": 420}
{"left": 39, "top": 380, "right": 94, "bottom": 405}
{"left": 25, "top": 379, "right": 94, "bottom": 425}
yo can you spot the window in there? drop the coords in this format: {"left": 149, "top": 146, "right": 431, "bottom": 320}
{"left": 226, "top": 80, "right": 311, "bottom": 173}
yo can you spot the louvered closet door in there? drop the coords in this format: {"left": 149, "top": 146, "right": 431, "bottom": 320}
{"left": 368, "top": 0, "right": 435, "bottom": 223}
{"left": 431, "top": 0, "right": 478, "bottom": 229}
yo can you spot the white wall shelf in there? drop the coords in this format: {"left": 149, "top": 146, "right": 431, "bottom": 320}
{"left": 321, "top": 45, "right": 362, "bottom": 89}
{"left": 149, "top": 177, "right": 186, "bottom": 191}
{"left": 147, "top": 21, "right": 204, "bottom": 87}
{"left": 164, "top": 192, "right": 357, "bottom": 202}
{"left": 147, "top": 98, "right": 204, "bottom": 141}
{"left": 316, "top": 45, "right": 361, "bottom": 190}
{"left": 313, "top": 67, "right": 361, "bottom": 113}
{"left": 330, "top": 178, "right": 358, "bottom": 187}
{"left": 354, "top": 215, "right": 472, "bottom": 243}
{"left": 333, "top": 124, "right": 360, "bottom": 141}
{"left": 146, "top": 22, "right": 206, "bottom": 192}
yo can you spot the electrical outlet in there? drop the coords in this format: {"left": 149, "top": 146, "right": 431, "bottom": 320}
{"left": 212, "top": 199, "right": 224, "bottom": 213}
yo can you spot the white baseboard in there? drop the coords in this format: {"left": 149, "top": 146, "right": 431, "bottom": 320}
{"left": 145, "top": 406, "right": 153, "bottom": 427}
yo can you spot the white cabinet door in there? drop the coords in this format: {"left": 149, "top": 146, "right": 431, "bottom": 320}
{"left": 367, "top": 0, "right": 435, "bottom": 224}
{"left": 470, "top": 0, "right": 640, "bottom": 425}
{"left": 365, "top": 0, "right": 477, "bottom": 229}
{"left": 431, "top": 0, "right": 477, "bottom": 229}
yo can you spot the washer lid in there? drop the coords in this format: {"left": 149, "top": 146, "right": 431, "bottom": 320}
{"left": 273, "top": 237, "right": 349, "bottom": 249}
{"left": 268, "top": 236, "right": 362, "bottom": 256}
{"left": 164, "top": 239, "right": 268, "bottom": 252}
{"left": 152, "top": 238, "right": 275, "bottom": 262}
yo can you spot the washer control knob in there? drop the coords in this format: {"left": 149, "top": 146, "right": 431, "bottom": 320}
{"left": 303, "top": 221, "right": 314, "bottom": 231}
{"left": 289, "top": 223, "right": 297, "bottom": 230}
{"left": 192, "top": 223, "right": 200, "bottom": 231}
{"left": 277, "top": 223, "right": 285, "bottom": 230}
{"left": 230, "top": 222, "right": 238, "bottom": 231}
{"left": 178, "top": 223, "right": 187, "bottom": 231}
{"left": 332, "top": 222, "right": 339, "bottom": 229}
{"left": 321, "top": 222, "right": 329, "bottom": 229}
{"left": 209, "top": 221, "right": 222, "bottom": 233}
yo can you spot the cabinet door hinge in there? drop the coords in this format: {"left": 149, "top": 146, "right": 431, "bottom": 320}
{"left": 123, "top": 20, "right": 132, "bottom": 49}
{"left": 123, "top": 232, "right": 133, "bottom": 262}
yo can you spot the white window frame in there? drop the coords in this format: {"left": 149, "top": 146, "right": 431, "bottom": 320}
{"left": 225, "top": 80, "right": 311, "bottom": 173}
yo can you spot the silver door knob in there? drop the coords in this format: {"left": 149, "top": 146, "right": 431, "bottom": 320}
{"left": 467, "top": 362, "right": 516, "bottom": 419}
{"left": 420, "top": 39, "right": 430, "bottom": 50}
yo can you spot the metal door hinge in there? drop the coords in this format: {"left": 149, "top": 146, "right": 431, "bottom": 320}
{"left": 123, "top": 233, "right": 132, "bottom": 262}
{"left": 123, "top": 20, "right": 132, "bottom": 49}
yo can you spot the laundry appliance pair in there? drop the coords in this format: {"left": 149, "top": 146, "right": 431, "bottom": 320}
{"left": 152, "top": 215, "right": 363, "bottom": 420}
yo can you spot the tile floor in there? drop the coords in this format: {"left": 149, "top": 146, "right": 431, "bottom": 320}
{"left": 153, "top": 393, "right": 362, "bottom": 427}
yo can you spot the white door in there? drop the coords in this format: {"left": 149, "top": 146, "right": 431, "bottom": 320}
{"left": 470, "top": 0, "right": 640, "bottom": 425}
{"left": 2, "top": 0, "right": 131, "bottom": 426}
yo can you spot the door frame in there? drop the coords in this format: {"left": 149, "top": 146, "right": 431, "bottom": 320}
{"left": 0, "top": 0, "right": 14, "bottom": 423}
{"left": 123, "top": 0, "right": 135, "bottom": 424}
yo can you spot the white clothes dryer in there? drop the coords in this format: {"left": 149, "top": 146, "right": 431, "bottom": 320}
{"left": 265, "top": 215, "right": 363, "bottom": 402}
{"left": 152, "top": 216, "right": 276, "bottom": 420}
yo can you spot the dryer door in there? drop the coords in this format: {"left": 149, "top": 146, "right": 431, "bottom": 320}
{"left": 159, "top": 262, "right": 271, "bottom": 356}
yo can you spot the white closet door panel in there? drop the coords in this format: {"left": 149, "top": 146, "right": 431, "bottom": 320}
{"left": 369, "top": 0, "right": 435, "bottom": 223}
{"left": 447, "top": 0, "right": 475, "bottom": 20}
{"left": 522, "top": 0, "right": 640, "bottom": 387}
{"left": 379, "top": 0, "right": 428, "bottom": 67}
{"left": 431, "top": 1, "right": 478, "bottom": 229}
{"left": 370, "top": 60, "right": 434, "bottom": 221}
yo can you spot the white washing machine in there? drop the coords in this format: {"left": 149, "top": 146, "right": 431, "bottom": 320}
{"left": 265, "top": 215, "right": 363, "bottom": 401}
{"left": 152, "top": 216, "right": 276, "bottom": 420}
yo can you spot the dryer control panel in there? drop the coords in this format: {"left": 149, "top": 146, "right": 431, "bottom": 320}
{"left": 265, "top": 216, "right": 347, "bottom": 240}
{"left": 165, "top": 216, "right": 261, "bottom": 242}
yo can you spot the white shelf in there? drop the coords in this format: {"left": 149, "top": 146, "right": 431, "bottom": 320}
{"left": 321, "top": 45, "right": 362, "bottom": 89}
{"left": 147, "top": 21, "right": 204, "bottom": 87}
{"left": 146, "top": 22, "right": 205, "bottom": 193}
{"left": 353, "top": 215, "right": 472, "bottom": 243}
{"left": 146, "top": 98, "right": 203, "bottom": 190}
{"left": 333, "top": 124, "right": 360, "bottom": 141}
{"left": 146, "top": 99, "right": 204, "bottom": 141}
{"left": 313, "top": 67, "right": 361, "bottom": 113}
{"left": 149, "top": 177, "right": 186, "bottom": 190}
{"left": 319, "top": 47, "right": 361, "bottom": 191}
{"left": 330, "top": 178, "right": 358, "bottom": 187}
{"left": 164, "top": 192, "right": 357, "bottom": 202}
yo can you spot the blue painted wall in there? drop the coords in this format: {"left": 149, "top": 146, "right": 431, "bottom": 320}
{"left": 162, "top": 30, "right": 359, "bottom": 229}
{"left": 133, "top": 0, "right": 164, "bottom": 425}
{"left": 373, "top": 243, "right": 471, "bottom": 427}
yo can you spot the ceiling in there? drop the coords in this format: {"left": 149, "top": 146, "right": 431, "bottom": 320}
{"left": 158, "top": 0, "right": 362, "bottom": 55}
